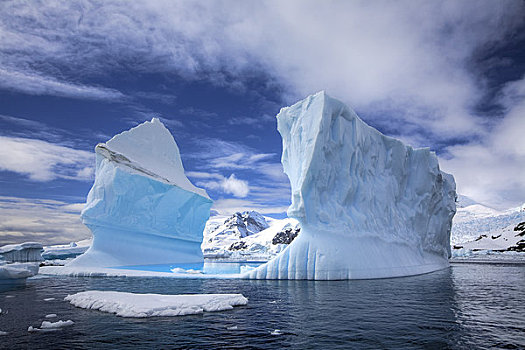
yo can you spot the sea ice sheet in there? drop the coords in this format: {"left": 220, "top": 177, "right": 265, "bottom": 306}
{"left": 65, "top": 291, "right": 248, "bottom": 317}
{"left": 246, "top": 92, "right": 457, "bottom": 280}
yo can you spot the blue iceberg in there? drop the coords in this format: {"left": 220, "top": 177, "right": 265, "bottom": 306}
{"left": 247, "top": 92, "right": 457, "bottom": 280}
{"left": 70, "top": 118, "right": 212, "bottom": 267}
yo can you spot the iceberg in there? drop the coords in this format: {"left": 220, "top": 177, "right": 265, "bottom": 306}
{"left": 246, "top": 92, "right": 456, "bottom": 280}
{"left": 65, "top": 291, "right": 248, "bottom": 317}
{"left": 70, "top": 118, "right": 212, "bottom": 267}
{"left": 0, "top": 242, "right": 43, "bottom": 263}
{"left": 0, "top": 262, "right": 39, "bottom": 280}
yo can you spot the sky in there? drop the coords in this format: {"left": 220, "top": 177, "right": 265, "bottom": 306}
{"left": 0, "top": 0, "right": 524, "bottom": 245}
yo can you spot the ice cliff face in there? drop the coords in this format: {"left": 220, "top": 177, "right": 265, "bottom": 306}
{"left": 247, "top": 92, "right": 456, "bottom": 280}
{"left": 70, "top": 118, "right": 212, "bottom": 267}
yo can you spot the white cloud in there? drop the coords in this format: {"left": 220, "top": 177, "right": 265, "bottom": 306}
{"left": 0, "top": 136, "right": 94, "bottom": 181}
{"left": 0, "top": 196, "right": 91, "bottom": 245}
{"left": 219, "top": 174, "right": 249, "bottom": 198}
{"left": 193, "top": 173, "right": 250, "bottom": 198}
{"left": 440, "top": 77, "right": 525, "bottom": 209}
{"left": 2, "top": 0, "right": 524, "bottom": 207}
{"left": 0, "top": 68, "right": 124, "bottom": 101}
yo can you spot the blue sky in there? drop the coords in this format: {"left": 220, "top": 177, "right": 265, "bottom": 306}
{"left": 1, "top": 1, "right": 524, "bottom": 244}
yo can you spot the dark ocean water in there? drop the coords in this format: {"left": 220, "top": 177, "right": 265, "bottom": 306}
{"left": 0, "top": 262, "right": 524, "bottom": 349}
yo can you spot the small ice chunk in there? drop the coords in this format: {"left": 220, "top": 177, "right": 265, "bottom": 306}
{"left": 227, "top": 326, "right": 238, "bottom": 330}
{"left": 28, "top": 320, "right": 74, "bottom": 332}
{"left": 41, "top": 320, "right": 74, "bottom": 329}
{"left": 0, "top": 331, "right": 8, "bottom": 336}
{"left": 270, "top": 329, "right": 282, "bottom": 335}
{"left": 43, "top": 298, "right": 55, "bottom": 301}
{"left": 45, "top": 314, "right": 57, "bottom": 318}
{"left": 65, "top": 290, "right": 248, "bottom": 318}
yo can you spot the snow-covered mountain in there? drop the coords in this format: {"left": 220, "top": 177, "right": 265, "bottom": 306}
{"left": 202, "top": 211, "right": 300, "bottom": 261}
{"left": 451, "top": 195, "right": 525, "bottom": 254}
{"left": 451, "top": 196, "right": 525, "bottom": 243}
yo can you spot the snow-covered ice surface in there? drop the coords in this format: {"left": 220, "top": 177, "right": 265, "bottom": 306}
{"left": 247, "top": 92, "right": 456, "bottom": 280}
{"left": 451, "top": 196, "right": 525, "bottom": 244}
{"left": 65, "top": 291, "right": 248, "bottom": 317}
{"left": 0, "top": 242, "right": 43, "bottom": 263}
{"left": 69, "top": 118, "right": 212, "bottom": 268}
{"left": 449, "top": 196, "right": 525, "bottom": 258}
{"left": 42, "top": 239, "right": 91, "bottom": 260}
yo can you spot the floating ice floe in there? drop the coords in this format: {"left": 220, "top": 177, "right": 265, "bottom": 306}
{"left": 246, "top": 92, "right": 456, "bottom": 280}
{"left": 28, "top": 320, "right": 74, "bottom": 332}
{"left": 65, "top": 291, "right": 248, "bottom": 318}
{"left": 69, "top": 118, "right": 212, "bottom": 268}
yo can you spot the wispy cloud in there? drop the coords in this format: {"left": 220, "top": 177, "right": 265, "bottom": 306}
{"left": 0, "top": 136, "right": 94, "bottom": 182}
{"left": 0, "top": 196, "right": 90, "bottom": 245}
{"left": 228, "top": 114, "right": 275, "bottom": 128}
{"left": 212, "top": 198, "right": 289, "bottom": 216}
{"left": 186, "top": 138, "right": 290, "bottom": 213}
{"left": 1, "top": 0, "right": 524, "bottom": 208}
{"left": 0, "top": 68, "right": 125, "bottom": 101}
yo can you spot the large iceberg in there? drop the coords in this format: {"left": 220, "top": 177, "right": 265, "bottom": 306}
{"left": 247, "top": 92, "right": 456, "bottom": 280}
{"left": 70, "top": 118, "right": 212, "bottom": 267}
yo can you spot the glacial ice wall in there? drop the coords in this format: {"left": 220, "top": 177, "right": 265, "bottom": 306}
{"left": 70, "top": 118, "right": 212, "bottom": 267}
{"left": 247, "top": 92, "right": 456, "bottom": 280}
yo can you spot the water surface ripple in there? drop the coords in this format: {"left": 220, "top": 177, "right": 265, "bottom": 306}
{"left": 0, "top": 263, "right": 524, "bottom": 349}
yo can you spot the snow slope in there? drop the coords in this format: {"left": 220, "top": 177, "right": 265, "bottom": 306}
{"left": 247, "top": 92, "right": 456, "bottom": 280}
{"left": 202, "top": 211, "right": 299, "bottom": 261}
{"left": 453, "top": 222, "right": 525, "bottom": 254}
{"left": 451, "top": 196, "right": 525, "bottom": 255}
{"left": 69, "top": 118, "right": 212, "bottom": 267}
{"left": 65, "top": 291, "right": 248, "bottom": 317}
{"left": 451, "top": 196, "right": 525, "bottom": 245}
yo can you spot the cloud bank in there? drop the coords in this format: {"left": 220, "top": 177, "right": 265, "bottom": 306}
{"left": 1, "top": 0, "right": 524, "bottom": 209}
{"left": 0, "top": 136, "right": 94, "bottom": 182}
{"left": 0, "top": 196, "right": 90, "bottom": 245}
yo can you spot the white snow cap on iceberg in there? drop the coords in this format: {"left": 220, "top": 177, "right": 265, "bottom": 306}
{"left": 65, "top": 291, "right": 248, "bottom": 317}
{"left": 247, "top": 91, "right": 456, "bottom": 280}
{"left": 97, "top": 118, "right": 209, "bottom": 199}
